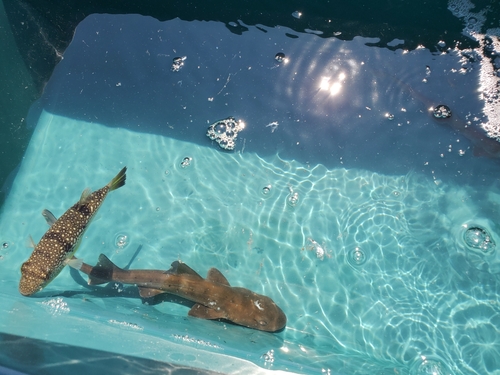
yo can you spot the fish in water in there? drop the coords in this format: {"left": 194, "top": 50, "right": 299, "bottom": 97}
{"left": 19, "top": 167, "right": 127, "bottom": 296}
{"left": 387, "top": 72, "right": 500, "bottom": 159}
{"left": 78, "top": 254, "right": 287, "bottom": 332}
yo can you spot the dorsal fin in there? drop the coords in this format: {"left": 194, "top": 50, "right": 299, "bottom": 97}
{"left": 42, "top": 209, "right": 57, "bottom": 226}
{"left": 78, "top": 188, "right": 92, "bottom": 205}
{"left": 169, "top": 261, "right": 203, "bottom": 280}
{"left": 207, "top": 268, "right": 230, "bottom": 286}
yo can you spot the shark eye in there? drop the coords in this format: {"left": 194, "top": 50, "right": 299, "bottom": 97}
{"left": 258, "top": 320, "right": 268, "bottom": 326}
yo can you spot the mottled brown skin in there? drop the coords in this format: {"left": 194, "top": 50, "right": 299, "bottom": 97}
{"left": 79, "top": 254, "right": 287, "bottom": 332}
{"left": 19, "top": 167, "right": 127, "bottom": 296}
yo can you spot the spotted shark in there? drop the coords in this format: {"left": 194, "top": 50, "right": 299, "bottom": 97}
{"left": 19, "top": 167, "right": 127, "bottom": 296}
{"left": 78, "top": 254, "right": 287, "bottom": 332}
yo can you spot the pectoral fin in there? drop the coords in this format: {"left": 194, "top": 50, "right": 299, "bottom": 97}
{"left": 188, "top": 303, "right": 225, "bottom": 320}
{"left": 78, "top": 188, "right": 92, "bottom": 205}
{"left": 65, "top": 257, "right": 83, "bottom": 270}
{"left": 26, "top": 235, "right": 36, "bottom": 248}
{"left": 137, "top": 287, "right": 166, "bottom": 298}
{"left": 42, "top": 209, "right": 57, "bottom": 226}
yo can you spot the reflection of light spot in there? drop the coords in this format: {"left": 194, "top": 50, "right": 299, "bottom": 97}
{"left": 330, "top": 82, "right": 342, "bottom": 95}
{"left": 319, "top": 74, "right": 344, "bottom": 96}
{"left": 320, "top": 77, "right": 330, "bottom": 91}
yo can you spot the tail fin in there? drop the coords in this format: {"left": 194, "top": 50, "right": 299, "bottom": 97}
{"left": 107, "top": 167, "right": 127, "bottom": 191}
{"left": 88, "top": 254, "right": 123, "bottom": 285}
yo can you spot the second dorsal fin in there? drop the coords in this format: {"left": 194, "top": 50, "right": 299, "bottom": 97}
{"left": 206, "top": 268, "right": 230, "bottom": 286}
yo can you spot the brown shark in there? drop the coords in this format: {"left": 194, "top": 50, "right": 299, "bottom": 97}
{"left": 19, "top": 167, "right": 127, "bottom": 296}
{"left": 78, "top": 254, "right": 287, "bottom": 332}
{"left": 389, "top": 72, "right": 500, "bottom": 159}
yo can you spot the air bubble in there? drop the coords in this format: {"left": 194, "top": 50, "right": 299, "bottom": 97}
{"left": 2, "top": 242, "right": 8, "bottom": 249}
{"left": 287, "top": 191, "right": 299, "bottom": 207}
{"left": 307, "top": 238, "right": 329, "bottom": 260}
{"left": 180, "top": 157, "right": 192, "bottom": 168}
{"left": 215, "top": 123, "right": 226, "bottom": 134}
{"left": 347, "top": 247, "right": 367, "bottom": 267}
{"left": 262, "top": 185, "right": 272, "bottom": 196}
{"left": 385, "top": 113, "right": 395, "bottom": 120}
{"left": 262, "top": 349, "right": 274, "bottom": 363}
{"left": 206, "top": 117, "right": 245, "bottom": 151}
{"left": 171, "top": 56, "right": 186, "bottom": 72}
{"left": 433, "top": 105, "right": 452, "bottom": 119}
{"left": 464, "top": 226, "right": 496, "bottom": 254}
{"left": 275, "top": 52, "right": 286, "bottom": 63}
{"left": 292, "top": 11, "right": 302, "bottom": 19}
{"left": 115, "top": 234, "right": 130, "bottom": 249}
{"left": 156, "top": 207, "right": 160, "bottom": 212}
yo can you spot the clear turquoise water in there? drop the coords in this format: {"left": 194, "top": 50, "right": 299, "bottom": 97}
{"left": 1, "top": 10, "right": 500, "bottom": 375}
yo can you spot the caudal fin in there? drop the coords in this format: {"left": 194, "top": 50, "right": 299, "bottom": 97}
{"left": 107, "top": 167, "right": 127, "bottom": 191}
{"left": 88, "top": 254, "right": 123, "bottom": 285}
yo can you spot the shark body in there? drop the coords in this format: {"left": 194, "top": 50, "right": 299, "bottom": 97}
{"left": 79, "top": 254, "right": 287, "bottom": 332}
{"left": 393, "top": 74, "right": 500, "bottom": 159}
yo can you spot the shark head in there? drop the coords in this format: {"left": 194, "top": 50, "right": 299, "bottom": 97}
{"left": 241, "top": 292, "right": 287, "bottom": 332}
{"left": 204, "top": 268, "right": 287, "bottom": 332}
{"left": 187, "top": 266, "right": 287, "bottom": 332}
{"left": 189, "top": 289, "right": 287, "bottom": 332}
